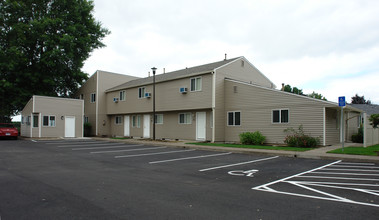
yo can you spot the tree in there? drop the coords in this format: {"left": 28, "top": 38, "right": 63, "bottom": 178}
{"left": 308, "top": 91, "right": 327, "bottom": 101}
{"left": 351, "top": 94, "right": 371, "bottom": 104}
{"left": 282, "top": 84, "right": 303, "bottom": 95}
{"left": 369, "top": 114, "right": 379, "bottom": 128}
{"left": 0, "top": 0, "right": 109, "bottom": 122}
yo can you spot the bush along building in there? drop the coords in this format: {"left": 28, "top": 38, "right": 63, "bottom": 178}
{"left": 74, "top": 56, "right": 364, "bottom": 146}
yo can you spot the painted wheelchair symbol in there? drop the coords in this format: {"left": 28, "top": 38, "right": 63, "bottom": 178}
{"left": 228, "top": 169, "right": 259, "bottom": 177}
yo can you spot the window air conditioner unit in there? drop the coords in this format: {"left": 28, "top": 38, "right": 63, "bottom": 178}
{"left": 145, "top": 92, "right": 151, "bottom": 98}
{"left": 113, "top": 97, "right": 119, "bottom": 103}
{"left": 179, "top": 87, "right": 187, "bottom": 94}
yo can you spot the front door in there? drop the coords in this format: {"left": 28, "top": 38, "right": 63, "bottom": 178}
{"left": 196, "top": 112, "right": 206, "bottom": 141}
{"left": 143, "top": 114, "right": 150, "bottom": 138}
{"left": 124, "top": 115, "right": 130, "bottom": 136}
{"left": 65, "top": 116, "right": 75, "bottom": 138}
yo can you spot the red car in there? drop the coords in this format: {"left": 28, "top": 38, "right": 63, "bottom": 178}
{"left": 0, "top": 123, "right": 19, "bottom": 139}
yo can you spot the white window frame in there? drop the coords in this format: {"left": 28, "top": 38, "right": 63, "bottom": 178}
{"left": 190, "top": 77, "right": 202, "bottom": 92}
{"left": 90, "top": 93, "right": 96, "bottom": 103}
{"left": 132, "top": 115, "right": 141, "bottom": 128}
{"left": 43, "top": 115, "right": 56, "bottom": 127}
{"left": 227, "top": 111, "right": 241, "bottom": 126}
{"left": 179, "top": 113, "right": 192, "bottom": 124}
{"left": 120, "top": 90, "right": 126, "bottom": 101}
{"left": 115, "top": 116, "right": 122, "bottom": 125}
{"left": 272, "top": 109, "right": 289, "bottom": 124}
{"left": 138, "top": 87, "right": 146, "bottom": 98}
{"left": 155, "top": 114, "right": 163, "bottom": 124}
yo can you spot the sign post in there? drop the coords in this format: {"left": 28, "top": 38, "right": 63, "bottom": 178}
{"left": 338, "top": 96, "right": 346, "bottom": 152}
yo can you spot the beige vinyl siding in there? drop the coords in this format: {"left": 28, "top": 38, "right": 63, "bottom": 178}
{"left": 20, "top": 96, "right": 83, "bottom": 138}
{"left": 76, "top": 72, "right": 97, "bottom": 136}
{"left": 21, "top": 98, "right": 33, "bottom": 137}
{"left": 109, "top": 110, "right": 212, "bottom": 141}
{"left": 213, "top": 58, "right": 275, "bottom": 142}
{"left": 224, "top": 80, "right": 339, "bottom": 145}
{"left": 346, "top": 111, "right": 361, "bottom": 142}
{"left": 34, "top": 96, "right": 84, "bottom": 138}
{"left": 325, "top": 108, "right": 340, "bottom": 145}
{"left": 75, "top": 71, "right": 139, "bottom": 136}
{"left": 106, "top": 74, "right": 213, "bottom": 115}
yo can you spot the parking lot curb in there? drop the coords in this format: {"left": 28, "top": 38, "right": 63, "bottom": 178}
{"left": 89, "top": 137, "right": 379, "bottom": 163}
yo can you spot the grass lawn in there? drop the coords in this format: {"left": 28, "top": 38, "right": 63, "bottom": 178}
{"left": 110, "top": 137, "right": 130, "bottom": 140}
{"left": 186, "top": 142, "right": 315, "bottom": 152}
{"left": 328, "top": 144, "right": 379, "bottom": 156}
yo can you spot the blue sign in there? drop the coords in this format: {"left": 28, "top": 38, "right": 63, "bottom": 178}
{"left": 338, "top": 96, "right": 346, "bottom": 107}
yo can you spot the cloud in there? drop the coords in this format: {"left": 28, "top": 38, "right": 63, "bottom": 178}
{"left": 82, "top": 0, "right": 379, "bottom": 104}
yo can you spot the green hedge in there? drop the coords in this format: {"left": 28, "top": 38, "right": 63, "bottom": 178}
{"left": 239, "top": 131, "right": 266, "bottom": 145}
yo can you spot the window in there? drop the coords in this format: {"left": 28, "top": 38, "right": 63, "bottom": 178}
{"left": 84, "top": 116, "right": 89, "bottom": 124}
{"left": 27, "top": 116, "right": 31, "bottom": 125}
{"left": 132, "top": 115, "right": 141, "bottom": 128}
{"left": 43, "top": 116, "right": 56, "bottom": 127}
{"left": 138, "top": 87, "right": 145, "bottom": 98}
{"left": 120, "top": 91, "right": 126, "bottom": 101}
{"left": 179, "top": 113, "right": 192, "bottom": 124}
{"left": 90, "top": 93, "right": 96, "bottom": 103}
{"left": 272, "top": 109, "right": 289, "bottom": 123}
{"left": 115, "top": 116, "right": 122, "bottom": 125}
{"left": 80, "top": 94, "right": 84, "bottom": 100}
{"left": 33, "top": 115, "right": 39, "bottom": 127}
{"left": 227, "top": 111, "right": 241, "bottom": 126}
{"left": 190, "top": 77, "right": 202, "bottom": 91}
{"left": 155, "top": 114, "right": 163, "bottom": 124}
{"left": 21, "top": 116, "right": 24, "bottom": 124}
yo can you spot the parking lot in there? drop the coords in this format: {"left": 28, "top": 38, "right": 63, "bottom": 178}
{"left": 1, "top": 139, "right": 378, "bottom": 219}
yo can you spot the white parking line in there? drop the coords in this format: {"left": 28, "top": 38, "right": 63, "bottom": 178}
{"left": 322, "top": 168, "right": 379, "bottom": 172}
{"left": 338, "top": 162, "right": 376, "bottom": 165}
{"left": 115, "top": 149, "right": 196, "bottom": 158}
{"left": 311, "top": 171, "right": 379, "bottom": 176}
{"left": 72, "top": 144, "right": 143, "bottom": 151}
{"left": 149, "top": 152, "right": 232, "bottom": 164}
{"left": 299, "top": 175, "right": 379, "bottom": 181}
{"left": 91, "top": 146, "right": 167, "bottom": 154}
{"left": 199, "top": 156, "right": 279, "bottom": 172}
{"left": 330, "top": 165, "right": 379, "bottom": 169}
{"left": 59, "top": 142, "right": 125, "bottom": 148}
{"left": 253, "top": 160, "right": 379, "bottom": 208}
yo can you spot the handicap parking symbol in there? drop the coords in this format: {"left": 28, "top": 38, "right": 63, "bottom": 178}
{"left": 228, "top": 169, "right": 259, "bottom": 177}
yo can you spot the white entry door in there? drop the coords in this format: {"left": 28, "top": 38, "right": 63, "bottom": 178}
{"left": 196, "top": 112, "right": 206, "bottom": 141}
{"left": 65, "top": 116, "right": 75, "bottom": 138}
{"left": 143, "top": 114, "right": 150, "bottom": 138}
{"left": 124, "top": 115, "right": 130, "bottom": 136}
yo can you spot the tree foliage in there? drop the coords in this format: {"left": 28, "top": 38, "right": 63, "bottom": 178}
{"left": 308, "top": 91, "right": 327, "bottom": 101}
{"left": 351, "top": 94, "right": 371, "bottom": 104}
{"left": 369, "top": 114, "right": 379, "bottom": 128}
{"left": 282, "top": 84, "right": 327, "bottom": 100}
{"left": 0, "top": 0, "right": 109, "bottom": 122}
{"left": 282, "top": 84, "right": 303, "bottom": 95}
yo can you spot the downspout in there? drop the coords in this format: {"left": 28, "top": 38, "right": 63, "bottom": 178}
{"left": 211, "top": 70, "right": 216, "bottom": 143}
{"left": 363, "top": 112, "right": 367, "bottom": 147}
{"left": 323, "top": 107, "right": 326, "bottom": 146}
{"left": 39, "top": 113, "right": 41, "bottom": 138}
{"left": 96, "top": 71, "right": 99, "bottom": 136}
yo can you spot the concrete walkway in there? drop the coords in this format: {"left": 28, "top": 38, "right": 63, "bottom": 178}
{"left": 91, "top": 137, "right": 379, "bottom": 163}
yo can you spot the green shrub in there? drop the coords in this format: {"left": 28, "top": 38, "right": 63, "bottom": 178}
{"left": 239, "top": 131, "right": 266, "bottom": 145}
{"left": 284, "top": 125, "right": 320, "bottom": 148}
{"left": 351, "top": 126, "right": 363, "bottom": 143}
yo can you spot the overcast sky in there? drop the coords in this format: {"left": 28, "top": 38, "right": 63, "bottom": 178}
{"left": 83, "top": 0, "right": 379, "bottom": 104}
